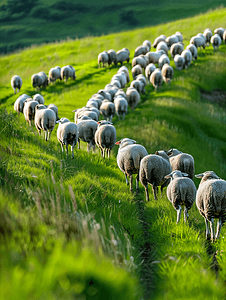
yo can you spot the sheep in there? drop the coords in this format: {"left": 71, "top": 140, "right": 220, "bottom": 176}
{"left": 134, "top": 45, "right": 149, "bottom": 57}
{"left": 35, "top": 105, "right": 56, "bottom": 141}
{"left": 156, "top": 41, "right": 168, "bottom": 54}
{"left": 115, "top": 138, "right": 148, "bottom": 192}
{"left": 116, "top": 49, "right": 130, "bottom": 65}
{"left": 38, "top": 72, "right": 48, "bottom": 87}
{"left": 161, "top": 63, "right": 174, "bottom": 84}
{"left": 166, "top": 148, "right": 195, "bottom": 179}
{"left": 181, "top": 49, "right": 192, "bottom": 69}
{"left": 165, "top": 34, "right": 179, "bottom": 49}
{"left": 145, "top": 50, "right": 164, "bottom": 64}
{"left": 112, "top": 72, "right": 127, "bottom": 88}
{"left": 100, "top": 100, "right": 115, "bottom": 122}
{"left": 153, "top": 35, "right": 166, "bottom": 48}
{"left": 158, "top": 54, "right": 170, "bottom": 69}
{"left": 145, "top": 63, "right": 156, "bottom": 83}
{"left": 143, "top": 40, "right": 151, "bottom": 51}
{"left": 136, "top": 74, "right": 147, "bottom": 93}
{"left": 47, "top": 104, "right": 59, "bottom": 121}
{"left": 165, "top": 170, "right": 196, "bottom": 223}
{"left": 94, "top": 120, "right": 116, "bottom": 158}
{"left": 11, "top": 75, "right": 22, "bottom": 94}
{"left": 77, "top": 119, "right": 98, "bottom": 152}
{"left": 174, "top": 54, "right": 185, "bottom": 70}
{"left": 170, "top": 42, "right": 184, "bottom": 59}
{"left": 132, "top": 56, "right": 147, "bottom": 69}
{"left": 73, "top": 107, "right": 99, "bottom": 123}
{"left": 203, "top": 28, "right": 212, "bottom": 46}
{"left": 175, "top": 31, "right": 183, "bottom": 43}
{"left": 114, "top": 97, "right": 128, "bottom": 120}
{"left": 48, "top": 67, "right": 61, "bottom": 84}
{"left": 139, "top": 150, "right": 172, "bottom": 201}
{"left": 98, "top": 51, "right": 109, "bottom": 68}
{"left": 14, "top": 94, "right": 30, "bottom": 115}
{"left": 114, "top": 89, "right": 127, "bottom": 99}
{"left": 126, "top": 87, "right": 140, "bottom": 110}
{"left": 195, "top": 171, "right": 226, "bottom": 241}
{"left": 210, "top": 34, "right": 222, "bottom": 50}
{"left": 118, "top": 66, "right": 130, "bottom": 83}
{"left": 107, "top": 49, "right": 117, "bottom": 66}
{"left": 68, "top": 65, "right": 76, "bottom": 80}
{"left": 130, "top": 80, "right": 144, "bottom": 94}
{"left": 131, "top": 65, "right": 143, "bottom": 80}
{"left": 97, "top": 89, "right": 111, "bottom": 101}
{"left": 56, "top": 118, "right": 78, "bottom": 158}
{"left": 105, "top": 85, "right": 119, "bottom": 99}
{"left": 190, "top": 36, "right": 205, "bottom": 50}
{"left": 197, "top": 33, "right": 207, "bottom": 45}
{"left": 23, "top": 99, "right": 39, "bottom": 126}
{"left": 60, "top": 66, "right": 74, "bottom": 82}
{"left": 214, "top": 27, "right": 225, "bottom": 40}
{"left": 111, "top": 79, "right": 121, "bottom": 89}
{"left": 186, "top": 44, "right": 198, "bottom": 60}
{"left": 33, "top": 94, "right": 45, "bottom": 104}
{"left": 31, "top": 71, "right": 48, "bottom": 89}
{"left": 86, "top": 99, "right": 99, "bottom": 109}
{"left": 150, "top": 68, "right": 163, "bottom": 91}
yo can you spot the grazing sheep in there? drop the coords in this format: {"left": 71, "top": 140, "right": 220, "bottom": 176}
{"left": 77, "top": 119, "right": 98, "bottom": 152}
{"left": 145, "top": 50, "right": 164, "bottom": 64}
{"left": 73, "top": 107, "right": 99, "bottom": 123}
{"left": 130, "top": 79, "right": 144, "bottom": 94}
{"left": 60, "top": 66, "right": 74, "bottom": 82}
{"left": 31, "top": 71, "right": 48, "bottom": 89}
{"left": 98, "top": 51, "right": 109, "bottom": 68}
{"left": 181, "top": 49, "right": 192, "bottom": 69}
{"left": 214, "top": 27, "right": 225, "bottom": 40}
{"left": 47, "top": 104, "right": 59, "bottom": 121}
{"left": 132, "top": 56, "right": 147, "bottom": 69}
{"left": 107, "top": 49, "right": 117, "bottom": 65}
{"left": 97, "top": 89, "right": 111, "bottom": 101}
{"left": 170, "top": 42, "right": 184, "bottom": 59}
{"left": 33, "top": 94, "right": 45, "bottom": 104}
{"left": 161, "top": 63, "right": 174, "bottom": 84}
{"left": 86, "top": 99, "right": 99, "bottom": 109}
{"left": 143, "top": 40, "right": 151, "bottom": 51}
{"left": 165, "top": 170, "right": 196, "bottom": 223}
{"left": 48, "top": 66, "right": 61, "bottom": 84}
{"left": 126, "top": 87, "right": 140, "bottom": 110}
{"left": 145, "top": 63, "right": 156, "bottom": 83}
{"left": 118, "top": 66, "right": 130, "bottom": 83}
{"left": 23, "top": 99, "right": 39, "bottom": 126}
{"left": 35, "top": 105, "right": 56, "bottom": 141}
{"left": 114, "top": 97, "right": 128, "bottom": 120}
{"left": 210, "top": 34, "right": 222, "bottom": 50}
{"left": 175, "top": 31, "right": 183, "bottom": 43}
{"left": 174, "top": 54, "right": 185, "bottom": 70}
{"left": 158, "top": 54, "right": 170, "bottom": 69}
{"left": 100, "top": 100, "right": 115, "bottom": 122}
{"left": 136, "top": 74, "right": 147, "bottom": 93}
{"left": 186, "top": 44, "right": 198, "bottom": 60}
{"left": 14, "top": 94, "right": 30, "bottom": 115}
{"left": 153, "top": 35, "right": 166, "bottom": 48}
{"left": 116, "top": 138, "right": 148, "bottom": 192}
{"left": 139, "top": 150, "right": 172, "bottom": 201}
{"left": 203, "top": 28, "right": 212, "bottom": 46}
{"left": 11, "top": 75, "right": 22, "bottom": 94}
{"left": 134, "top": 45, "right": 149, "bottom": 57}
{"left": 112, "top": 72, "right": 127, "bottom": 88}
{"left": 132, "top": 65, "right": 143, "bottom": 80}
{"left": 166, "top": 34, "right": 179, "bottom": 49}
{"left": 114, "top": 89, "right": 127, "bottom": 99}
{"left": 56, "top": 118, "right": 78, "bottom": 158}
{"left": 116, "top": 49, "right": 130, "bottom": 65}
{"left": 166, "top": 148, "right": 195, "bottom": 179}
{"left": 105, "top": 85, "right": 119, "bottom": 100}
{"left": 156, "top": 41, "right": 168, "bottom": 54}
{"left": 190, "top": 36, "right": 205, "bottom": 50}
{"left": 94, "top": 120, "right": 116, "bottom": 158}
{"left": 195, "top": 171, "right": 226, "bottom": 240}
{"left": 150, "top": 68, "right": 163, "bottom": 91}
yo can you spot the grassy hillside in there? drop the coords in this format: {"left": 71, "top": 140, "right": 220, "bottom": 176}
{"left": 0, "top": 0, "right": 225, "bottom": 54}
{"left": 1, "top": 7, "right": 226, "bottom": 299}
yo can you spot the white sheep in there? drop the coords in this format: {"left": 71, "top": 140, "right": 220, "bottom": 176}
{"left": 49, "top": 66, "right": 61, "bottom": 84}
{"left": 134, "top": 45, "right": 149, "bottom": 57}
{"left": 97, "top": 89, "right": 111, "bottom": 101}
{"left": 165, "top": 34, "right": 179, "bottom": 49}
{"left": 136, "top": 74, "right": 147, "bottom": 93}
{"left": 174, "top": 54, "right": 185, "bottom": 70}
{"left": 114, "top": 96, "right": 128, "bottom": 120}
{"left": 31, "top": 71, "right": 48, "bottom": 89}
{"left": 33, "top": 94, "right": 45, "bottom": 104}
{"left": 203, "top": 28, "right": 212, "bottom": 46}
{"left": 73, "top": 107, "right": 99, "bottom": 123}
{"left": 153, "top": 35, "right": 166, "bottom": 48}
{"left": 98, "top": 51, "right": 109, "bottom": 68}
{"left": 190, "top": 36, "right": 205, "bottom": 50}
{"left": 165, "top": 170, "right": 196, "bottom": 223}
{"left": 145, "top": 50, "right": 165, "bottom": 64}
{"left": 181, "top": 49, "right": 192, "bottom": 69}
{"left": 130, "top": 79, "right": 144, "bottom": 94}
{"left": 170, "top": 42, "right": 184, "bottom": 59}
{"left": 94, "top": 120, "right": 116, "bottom": 158}
{"left": 214, "top": 27, "right": 225, "bottom": 40}
{"left": 47, "top": 104, "right": 59, "bottom": 121}
{"left": 145, "top": 63, "right": 156, "bottom": 83}
{"left": 139, "top": 150, "right": 172, "bottom": 201}
{"left": 112, "top": 72, "right": 127, "bottom": 88}
{"left": 131, "top": 65, "right": 143, "bottom": 80}
{"left": 158, "top": 54, "right": 170, "bottom": 69}
{"left": 116, "top": 138, "right": 148, "bottom": 192}
{"left": 117, "top": 66, "right": 130, "bottom": 83}
{"left": 195, "top": 171, "right": 226, "bottom": 241}
{"left": 175, "top": 31, "right": 183, "bottom": 43}
{"left": 161, "top": 63, "right": 174, "bottom": 84}
{"left": 186, "top": 44, "right": 198, "bottom": 60}
{"left": 56, "top": 118, "right": 78, "bottom": 159}
{"left": 23, "top": 99, "right": 39, "bottom": 126}
{"left": 77, "top": 119, "right": 98, "bottom": 152}
{"left": 156, "top": 41, "right": 168, "bottom": 54}
{"left": 150, "top": 68, "right": 163, "bottom": 91}
{"left": 35, "top": 105, "right": 56, "bottom": 141}
{"left": 126, "top": 87, "right": 140, "bottom": 110}
{"left": 132, "top": 56, "right": 147, "bottom": 69}
{"left": 107, "top": 49, "right": 117, "bottom": 66}
{"left": 14, "top": 94, "right": 30, "bottom": 115}
{"left": 143, "top": 40, "right": 151, "bottom": 51}
{"left": 105, "top": 85, "right": 119, "bottom": 100}
{"left": 60, "top": 66, "right": 75, "bottom": 82}
{"left": 210, "top": 34, "right": 221, "bottom": 50}
{"left": 116, "top": 49, "right": 130, "bottom": 65}
{"left": 11, "top": 75, "right": 22, "bottom": 94}
{"left": 100, "top": 100, "right": 115, "bottom": 122}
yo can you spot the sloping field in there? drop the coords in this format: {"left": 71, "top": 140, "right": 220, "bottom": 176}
{"left": 1, "top": 7, "right": 226, "bottom": 300}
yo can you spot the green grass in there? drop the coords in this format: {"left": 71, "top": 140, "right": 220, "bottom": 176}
{"left": 1, "top": 7, "right": 226, "bottom": 299}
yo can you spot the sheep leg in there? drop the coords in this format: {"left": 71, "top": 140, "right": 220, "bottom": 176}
{"left": 210, "top": 218, "right": 215, "bottom": 241}
{"left": 48, "top": 131, "right": 52, "bottom": 141}
{"left": 129, "top": 175, "right": 133, "bottom": 192}
{"left": 92, "top": 144, "right": 96, "bottom": 153}
{"left": 215, "top": 217, "right": 222, "bottom": 239}
{"left": 152, "top": 183, "right": 158, "bottom": 200}
{"left": 78, "top": 138, "right": 80, "bottom": 150}
{"left": 45, "top": 131, "right": 48, "bottom": 141}
{"left": 145, "top": 185, "right": 149, "bottom": 201}
{"left": 60, "top": 143, "right": 64, "bottom": 153}
{"left": 65, "top": 144, "right": 69, "bottom": 159}
{"left": 136, "top": 173, "right": 139, "bottom": 192}
{"left": 176, "top": 205, "right": 182, "bottom": 224}
{"left": 107, "top": 149, "right": 110, "bottom": 159}
{"left": 184, "top": 207, "right": 189, "bottom": 222}
{"left": 71, "top": 145, "right": 75, "bottom": 159}
{"left": 205, "top": 218, "right": 211, "bottom": 239}
{"left": 87, "top": 143, "right": 90, "bottom": 152}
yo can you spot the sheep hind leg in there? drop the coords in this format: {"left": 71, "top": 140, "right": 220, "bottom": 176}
{"left": 152, "top": 183, "right": 158, "bottom": 200}
{"left": 145, "top": 185, "right": 149, "bottom": 202}
{"left": 184, "top": 207, "right": 189, "bottom": 222}
{"left": 205, "top": 218, "right": 211, "bottom": 240}
{"left": 176, "top": 205, "right": 182, "bottom": 224}
{"left": 129, "top": 175, "right": 133, "bottom": 192}
{"left": 215, "top": 217, "right": 222, "bottom": 239}
{"left": 124, "top": 173, "right": 129, "bottom": 185}
{"left": 65, "top": 144, "right": 69, "bottom": 159}
{"left": 107, "top": 149, "right": 110, "bottom": 159}
{"left": 135, "top": 173, "right": 139, "bottom": 192}
{"left": 71, "top": 144, "right": 75, "bottom": 159}
{"left": 210, "top": 218, "right": 215, "bottom": 242}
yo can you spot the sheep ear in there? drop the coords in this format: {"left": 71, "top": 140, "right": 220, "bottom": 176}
{"left": 195, "top": 173, "right": 204, "bottom": 178}
{"left": 155, "top": 151, "right": 159, "bottom": 155}
{"left": 182, "top": 172, "right": 189, "bottom": 177}
{"left": 115, "top": 141, "right": 121, "bottom": 145}
{"left": 72, "top": 109, "right": 77, "bottom": 112}
{"left": 167, "top": 149, "right": 173, "bottom": 156}
{"left": 56, "top": 120, "right": 60, "bottom": 124}
{"left": 165, "top": 174, "right": 172, "bottom": 179}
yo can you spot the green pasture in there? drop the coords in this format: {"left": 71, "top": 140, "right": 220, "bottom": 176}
{"left": 1, "top": 7, "right": 226, "bottom": 299}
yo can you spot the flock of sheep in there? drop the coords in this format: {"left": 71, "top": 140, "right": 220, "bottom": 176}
{"left": 11, "top": 26, "right": 226, "bottom": 242}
